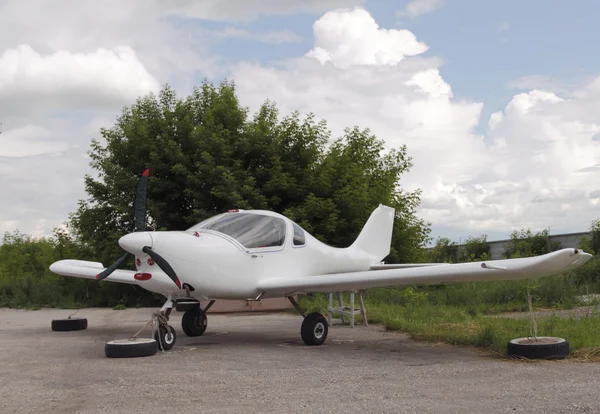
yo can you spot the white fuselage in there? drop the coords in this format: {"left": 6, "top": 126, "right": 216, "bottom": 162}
{"left": 122, "top": 212, "right": 376, "bottom": 300}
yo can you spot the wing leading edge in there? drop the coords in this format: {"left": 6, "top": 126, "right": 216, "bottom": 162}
{"left": 258, "top": 248, "right": 592, "bottom": 295}
{"left": 49, "top": 260, "right": 138, "bottom": 285}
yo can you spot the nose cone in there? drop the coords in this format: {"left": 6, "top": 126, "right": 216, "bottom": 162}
{"left": 118, "top": 232, "right": 153, "bottom": 255}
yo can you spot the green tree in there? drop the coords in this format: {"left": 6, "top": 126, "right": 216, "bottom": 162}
{"left": 579, "top": 219, "right": 600, "bottom": 255}
{"left": 459, "top": 234, "right": 490, "bottom": 262}
{"left": 428, "top": 237, "right": 459, "bottom": 263}
{"left": 502, "top": 228, "right": 561, "bottom": 259}
{"left": 69, "top": 80, "right": 431, "bottom": 275}
{"left": 572, "top": 219, "right": 600, "bottom": 287}
{"left": 0, "top": 226, "right": 169, "bottom": 308}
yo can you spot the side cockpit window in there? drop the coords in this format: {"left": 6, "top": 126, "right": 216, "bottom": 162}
{"left": 199, "top": 213, "right": 287, "bottom": 249}
{"left": 292, "top": 222, "right": 306, "bottom": 247}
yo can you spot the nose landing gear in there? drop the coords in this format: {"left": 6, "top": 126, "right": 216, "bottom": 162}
{"left": 154, "top": 313, "right": 177, "bottom": 351}
{"left": 104, "top": 297, "right": 177, "bottom": 358}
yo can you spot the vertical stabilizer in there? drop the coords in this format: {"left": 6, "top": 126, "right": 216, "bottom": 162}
{"left": 350, "top": 204, "right": 395, "bottom": 262}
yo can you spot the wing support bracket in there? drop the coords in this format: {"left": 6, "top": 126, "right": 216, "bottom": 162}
{"left": 246, "top": 291, "right": 265, "bottom": 302}
{"left": 481, "top": 263, "right": 507, "bottom": 271}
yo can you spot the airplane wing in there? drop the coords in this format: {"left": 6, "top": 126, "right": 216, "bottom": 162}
{"left": 369, "top": 263, "right": 448, "bottom": 270}
{"left": 49, "top": 260, "right": 138, "bottom": 285}
{"left": 258, "top": 248, "right": 592, "bottom": 295}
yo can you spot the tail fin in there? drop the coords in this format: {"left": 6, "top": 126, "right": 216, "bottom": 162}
{"left": 350, "top": 204, "right": 395, "bottom": 262}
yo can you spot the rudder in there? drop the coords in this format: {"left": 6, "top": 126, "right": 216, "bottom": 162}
{"left": 350, "top": 204, "right": 395, "bottom": 262}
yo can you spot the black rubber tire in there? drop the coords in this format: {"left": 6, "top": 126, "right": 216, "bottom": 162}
{"left": 105, "top": 338, "right": 158, "bottom": 358}
{"left": 154, "top": 325, "right": 176, "bottom": 351}
{"left": 51, "top": 317, "right": 88, "bottom": 331}
{"left": 301, "top": 312, "right": 328, "bottom": 346}
{"left": 181, "top": 307, "right": 207, "bottom": 337}
{"left": 507, "top": 336, "right": 570, "bottom": 360}
{"left": 175, "top": 300, "right": 200, "bottom": 312}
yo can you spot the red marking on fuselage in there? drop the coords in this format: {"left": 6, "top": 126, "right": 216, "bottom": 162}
{"left": 134, "top": 273, "right": 152, "bottom": 281}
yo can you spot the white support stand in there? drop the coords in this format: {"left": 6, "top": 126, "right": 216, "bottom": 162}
{"left": 327, "top": 291, "right": 368, "bottom": 328}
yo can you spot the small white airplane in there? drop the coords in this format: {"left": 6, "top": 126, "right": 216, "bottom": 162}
{"left": 50, "top": 169, "right": 593, "bottom": 351}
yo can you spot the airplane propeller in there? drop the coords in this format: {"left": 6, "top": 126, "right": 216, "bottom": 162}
{"left": 95, "top": 168, "right": 182, "bottom": 289}
{"left": 142, "top": 246, "right": 182, "bottom": 289}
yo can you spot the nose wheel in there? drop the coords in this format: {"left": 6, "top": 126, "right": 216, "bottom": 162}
{"left": 152, "top": 299, "right": 177, "bottom": 351}
{"left": 155, "top": 324, "right": 176, "bottom": 351}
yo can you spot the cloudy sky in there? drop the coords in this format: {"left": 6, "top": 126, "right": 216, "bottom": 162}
{"left": 1, "top": 0, "right": 599, "bottom": 246}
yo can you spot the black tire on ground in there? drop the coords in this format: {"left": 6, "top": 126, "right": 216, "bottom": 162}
{"left": 181, "top": 307, "right": 207, "bottom": 337}
{"left": 154, "top": 325, "right": 177, "bottom": 351}
{"left": 51, "top": 317, "right": 88, "bottom": 331}
{"left": 507, "top": 336, "right": 570, "bottom": 360}
{"left": 105, "top": 338, "right": 158, "bottom": 358}
{"left": 301, "top": 312, "right": 328, "bottom": 346}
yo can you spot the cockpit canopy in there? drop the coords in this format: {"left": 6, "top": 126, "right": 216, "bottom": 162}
{"left": 187, "top": 212, "right": 287, "bottom": 249}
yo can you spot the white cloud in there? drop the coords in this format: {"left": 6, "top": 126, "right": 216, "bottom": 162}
{"left": 231, "top": 7, "right": 600, "bottom": 239}
{"left": 0, "top": 124, "right": 67, "bottom": 157}
{"left": 0, "top": 45, "right": 160, "bottom": 114}
{"left": 214, "top": 27, "right": 303, "bottom": 44}
{"left": 397, "top": 0, "right": 445, "bottom": 18}
{"left": 0, "top": 0, "right": 218, "bottom": 84}
{"left": 306, "top": 8, "right": 429, "bottom": 69}
{"left": 165, "top": 0, "right": 366, "bottom": 22}
{"left": 0, "top": 147, "right": 89, "bottom": 239}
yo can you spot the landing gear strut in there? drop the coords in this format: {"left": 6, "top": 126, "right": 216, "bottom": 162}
{"left": 288, "top": 296, "right": 329, "bottom": 346}
{"left": 181, "top": 300, "right": 214, "bottom": 337}
{"left": 154, "top": 298, "right": 176, "bottom": 351}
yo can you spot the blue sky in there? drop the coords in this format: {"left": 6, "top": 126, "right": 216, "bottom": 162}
{"left": 208, "top": 0, "right": 599, "bottom": 137}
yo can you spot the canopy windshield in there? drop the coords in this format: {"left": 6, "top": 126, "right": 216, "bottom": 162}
{"left": 188, "top": 213, "right": 287, "bottom": 249}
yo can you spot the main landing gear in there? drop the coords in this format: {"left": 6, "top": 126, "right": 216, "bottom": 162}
{"left": 180, "top": 300, "right": 215, "bottom": 337}
{"left": 287, "top": 296, "right": 329, "bottom": 346}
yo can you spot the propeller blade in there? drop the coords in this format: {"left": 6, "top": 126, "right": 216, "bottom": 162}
{"left": 142, "top": 246, "right": 182, "bottom": 289}
{"left": 134, "top": 168, "right": 150, "bottom": 232}
{"left": 96, "top": 169, "right": 151, "bottom": 283}
{"left": 96, "top": 253, "right": 130, "bottom": 281}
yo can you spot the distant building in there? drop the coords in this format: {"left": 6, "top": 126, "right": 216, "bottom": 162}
{"left": 426, "top": 231, "right": 590, "bottom": 260}
{"left": 485, "top": 231, "right": 589, "bottom": 259}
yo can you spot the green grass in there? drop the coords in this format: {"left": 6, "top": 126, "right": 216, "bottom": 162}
{"left": 298, "top": 279, "right": 600, "bottom": 359}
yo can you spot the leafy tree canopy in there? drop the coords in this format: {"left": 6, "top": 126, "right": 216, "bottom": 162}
{"left": 68, "top": 81, "right": 431, "bottom": 267}
{"left": 503, "top": 228, "right": 561, "bottom": 259}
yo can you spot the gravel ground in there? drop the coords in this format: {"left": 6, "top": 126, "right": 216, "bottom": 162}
{"left": 0, "top": 307, "right": 599, "bottom": 414}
